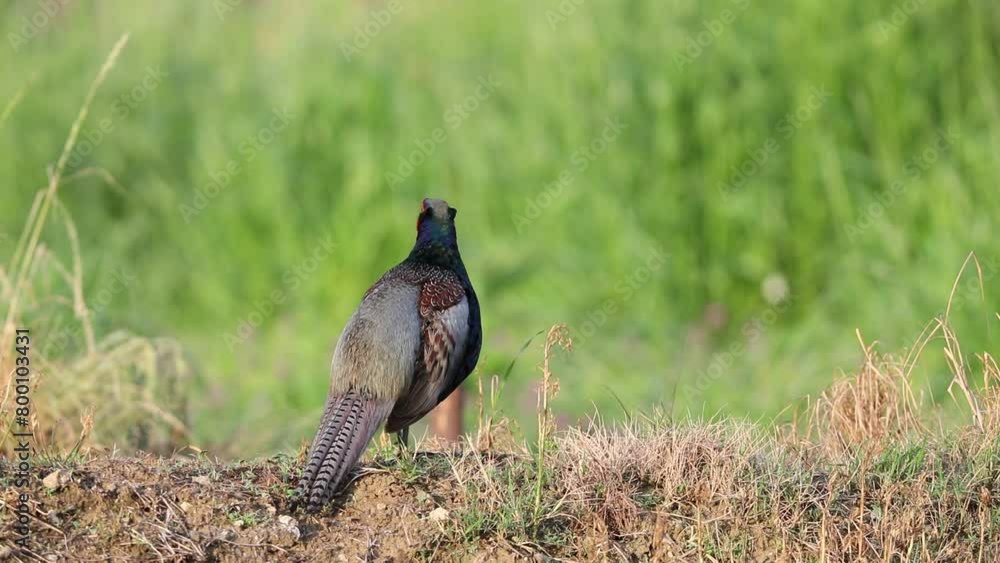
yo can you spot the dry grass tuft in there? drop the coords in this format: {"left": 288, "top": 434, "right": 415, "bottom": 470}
{"left": 811, "top": 331, "right": 923, "bottom": 456}
{"left": 0, "top": 35, "right": 191, "bottom": 457}
{"left": 544, "top": 412, "right": 997, "bottom": 561}
{"left": 554, "top": 417, "right": 761, "bottom": 537}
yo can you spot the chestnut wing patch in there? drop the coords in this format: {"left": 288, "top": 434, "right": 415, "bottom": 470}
{"left": 385, "top": 276, "right": 469, "bottom": 433}
{"left": 418, "top": 275, "right": 465, "bottom": 316}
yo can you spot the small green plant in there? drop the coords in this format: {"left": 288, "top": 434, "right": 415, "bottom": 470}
{"left": 227, "top": 509, "right": 260, "bottom": 527}
{"left": 240, "top": 469, "right": 262, "bottom": 494}
{"left": 874, "top": 443, "right": 927, "bottom": 481}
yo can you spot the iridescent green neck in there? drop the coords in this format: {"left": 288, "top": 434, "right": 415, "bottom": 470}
{"left": 408, "top": 219, "right": 461, "bottom": 269}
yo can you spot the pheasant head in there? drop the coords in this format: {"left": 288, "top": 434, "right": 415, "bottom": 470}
{"left": 410, "top": 198, "right": 461, "bottom": 268}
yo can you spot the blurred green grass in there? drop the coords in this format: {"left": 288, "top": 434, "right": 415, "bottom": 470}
{"left": 2, "top": 0, "right": 998, "bottom": 455}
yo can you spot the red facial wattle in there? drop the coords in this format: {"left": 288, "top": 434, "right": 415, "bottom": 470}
{"left": 417, "top": 199, "right": 432, "bottom": 230}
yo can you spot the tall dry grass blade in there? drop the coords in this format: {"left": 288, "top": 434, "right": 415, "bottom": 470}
{"left": 5, "top": 190, "right": 45, "bottom": 288}
{"left": 943, "top": 323, "right": 982, "bottom": 429}
{"left": 534, "top": 324, "right": 572, "bottom": 525}
{"left": 938, "top": 252, "right": 986, "bottom": 430}
{"left": 944, "top": 251, "right": 983, "bottom": 322}
{"left": 55, "top": 199, "right": 96, "bottom": 354}
{"left": 977, "top": 352, "right": 1000, "bottom": 435}
{"left": 2, "top": 33, "right": 130, "bottom": 343}
{"left": 901, "top": 318, "right": 942, "bottom": 381}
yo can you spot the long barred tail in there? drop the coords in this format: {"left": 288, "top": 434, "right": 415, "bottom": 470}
{"left": 294, "top": 391, "right": 393, "bottom": 512}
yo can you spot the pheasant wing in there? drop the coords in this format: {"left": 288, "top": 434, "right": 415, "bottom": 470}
{"left": 385, "top": 274, "right": 469, "bottom": 432}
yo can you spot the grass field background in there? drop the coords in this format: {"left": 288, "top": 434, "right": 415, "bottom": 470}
{"left": 2, "top": 0, "right": 998, "bottom": 456}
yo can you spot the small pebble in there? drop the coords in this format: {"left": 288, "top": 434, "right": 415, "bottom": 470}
{"left": 278, "top": 514, "right": 301, "bottom": 541}
{"left": 42, "top": 470, "right": 71, "bottom": 491}
{"left": 428, "top": 507, "right": 449, "bottom": 522}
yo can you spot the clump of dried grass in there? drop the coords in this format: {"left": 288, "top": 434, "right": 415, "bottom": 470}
{"left": 541, "top": 410, "right": 996, "bottom": 561}
{"left": 0, "top": 35, "right": 191, "bottom": 457}
{"left": 810, "top": 331, "right": 924, "bottom": 456}
{"left": 553, "top": 417, "right": 763, "bottom": 535}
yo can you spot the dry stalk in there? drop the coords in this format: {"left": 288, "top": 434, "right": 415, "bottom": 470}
{"left": 534, "top": 324, "right": 572, "bottom": 522}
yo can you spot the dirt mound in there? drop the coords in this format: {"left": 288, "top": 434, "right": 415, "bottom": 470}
{"left": 0, "top": 453, "right": 520, "bottom": 562}
{"left": 3, "top": 421, "right": 998, "bottom": 562}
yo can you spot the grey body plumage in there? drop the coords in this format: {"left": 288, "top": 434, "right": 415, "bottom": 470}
{"left": 295, "top": 198, "right": 482, "bottom": 512}
{"left": 328, "top": 280, "right": 422, "bottom": 401}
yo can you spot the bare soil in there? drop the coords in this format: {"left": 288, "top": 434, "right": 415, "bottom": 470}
{"left": 2, "top": 423, "right": 998, "bottom": 562}
{"left": 0, "top": 453, "right": 525, "bottom": 562}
